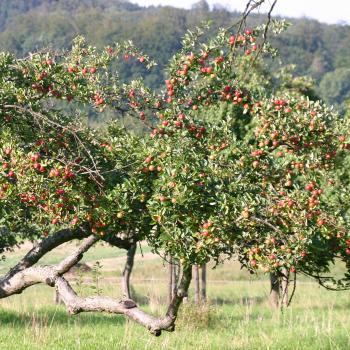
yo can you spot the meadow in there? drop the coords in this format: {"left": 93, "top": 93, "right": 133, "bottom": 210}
{"left": 0, "top": 242, "right": 349, "bottom": 350}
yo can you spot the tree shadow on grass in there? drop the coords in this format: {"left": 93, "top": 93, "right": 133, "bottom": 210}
{"left": 291, "top": 301, "right": 350, "bottom": 313}
{"left": 0, "top": 306, "right": 127, "bottom": 328}
{"left": 212, "top": 295, "right": 266, "bottom": 306}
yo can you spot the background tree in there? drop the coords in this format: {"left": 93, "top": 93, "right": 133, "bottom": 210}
{"left": 0, "top": 0, "right": 349, "bottom": 112}
{"left": 319, "top": 67, "right": 350, "bottom": 110}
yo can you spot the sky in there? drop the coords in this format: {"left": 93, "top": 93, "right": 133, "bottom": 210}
{"left": 130, "top": 0, "right": 350, "bottom": 25}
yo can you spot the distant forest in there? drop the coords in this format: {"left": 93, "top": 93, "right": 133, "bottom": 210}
{"left": 1, "top": 0, "right": 350, "bottom": 111}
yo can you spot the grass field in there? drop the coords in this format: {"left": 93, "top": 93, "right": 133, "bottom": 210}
{"left": 0, "top": 242, "right": 349, "bottom": 350}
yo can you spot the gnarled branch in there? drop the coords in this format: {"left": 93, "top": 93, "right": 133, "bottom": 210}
{"left": 0, "top": 234, "right": 99, "bottom": 298}
{"left": 55, "top": 261, "right": 192, "bottom": 336}
{"left": 2, "top": 224, "right": 134, "bottom": 285}
{"left": 1, "top": 226, "right": 91, "bottom": 281}
{"left": 102, "top": 233, "right": 135, "bottom": 251}
{"left": 0, "top": 232, "right": 192, "bottom": 336}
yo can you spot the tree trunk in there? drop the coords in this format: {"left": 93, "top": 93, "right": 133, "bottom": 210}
{"left": 269, "top": 272, "right": 280, "bottom": 309}
{"left": 168, "top": 257, "right": 173, "bottom": 303}
{"left": 122, "top": 243, "right": 136, "bottom": 299}
{"left": 200, "top": 264, "right": 207, "bottom": 303}
{"left": 172, "top": 262, "right": 179, "bottom": 298}
{"left": 194, "top": 265, "right": 200, "bottom": 304}
{"left": 281, "top": 268, "right": 289, "bottom": 307}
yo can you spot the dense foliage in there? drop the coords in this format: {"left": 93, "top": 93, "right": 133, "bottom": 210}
{"left": 0, "top": 0, "right": 349, "bottom": 111}
{"left": 1, "top": 19, "right": 350, "bottom": 292}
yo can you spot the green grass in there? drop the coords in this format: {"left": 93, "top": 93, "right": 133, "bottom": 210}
{"left": 0, "top": 246, "right": 350, "bottom": 350}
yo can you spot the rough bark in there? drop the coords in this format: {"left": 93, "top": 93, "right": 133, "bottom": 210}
{"left": 0, "top": 234, "right": 192, "bottom": 336}
{"left": 163, "top": 264, "right": 192, "bottom": 331}
{"left": 269, "top": 272, "right": 280, "bottom": 309}
{"left": 0, "top": 235, "right": 99, "bottom": 298}
{"left": 194, "top": 265, "right": 200, "bottom": 304}
{"left": 56, "top": 264, "right": 192, "bottom": 336}
{"left": 201, "top": 264, "right": 207, "bottom": 303}
{"left": 1, "top": 225, "right": 133, "bottom": 288}
{"left": 2, "top": 226, "right": 90, "bottom": 282}
{"left": 121, "top": 243, "right": 136, "bottom": 299}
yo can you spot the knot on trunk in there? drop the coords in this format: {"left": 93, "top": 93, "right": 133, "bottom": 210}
{"left": 120, "top": 298, "right": 137, "bottom": 309}
{"left": 67, "top": 305, "right": 80, "bottom": 315}
{"left": 150, "top": 329, "right": 162, "bottom": 337}
{"left": 45, "top": 276, "right": 56, "bottom": 287}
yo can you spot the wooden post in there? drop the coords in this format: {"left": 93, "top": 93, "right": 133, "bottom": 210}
{"left": 172, "top": 262, "right": 179, "bottom": 298}
{"left": 194, "top": 265, "right": 200, "bottom": 304}
{"left": 201, "top": 264, "right": 207, "bottom": 303}
{"left": 281, "top": 268, "right": 289, "bottom": 307}
{"left": 168, "top": 257, "right": 173, "bottom": 303}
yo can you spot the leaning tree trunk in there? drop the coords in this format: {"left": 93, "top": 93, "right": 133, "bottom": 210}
{"left": 269, "top": 272, "right": 280, "bottom": 309}
{"left": 172, "top": 262, "right": 180, "bottom": 299}
{"left": 194, "top": 265, "right": 200, "bottom": 304}
{"left": 121, "top": 243, "right": 137, "bottom": 299}
{"left": 168, "top": 257, "right": 173, "bottom": 303}
{"left": 200, "top": 264, "right": 207, "bottom": 303}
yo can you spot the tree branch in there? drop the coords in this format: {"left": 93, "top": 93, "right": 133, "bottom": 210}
{"left": 1, "top": 226, "right": 91, "bottom": 281}
{"left": 0, "top": 234, "right": 99, "bottom": 298}
{"left": 250, "top": 215, "right": 283, "bottom": 235}
{"left": 250, "top": 0, "right": 278, "bottom": 66}
{"left": 102, "top": 233, "right": 135, "bottom": 250}
{"left": 0, "top": 225, "right": 134, "bottom": 297}
{"left": 56, "top": 235, "right": 100, "bottom": 274}
{"left": 1, "top": 224, "right": 134, "bottom": 286}
{"left": 0, "top": 231, "right": 192, "bottom": 336}
{"left": 56, "top": 262, "right": 193, "bottom": 336}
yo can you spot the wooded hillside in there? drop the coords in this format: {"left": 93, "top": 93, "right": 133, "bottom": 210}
{"left": 0, "top": 0, "right": 349, "bottom": 109}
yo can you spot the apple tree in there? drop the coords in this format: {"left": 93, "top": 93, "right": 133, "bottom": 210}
{"left": 1, "top": 3, "right": 350, "bottom": 337}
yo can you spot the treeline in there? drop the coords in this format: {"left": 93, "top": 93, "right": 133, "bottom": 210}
{"left": 0, "top": 0, "right": 349, "bottom": 109}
